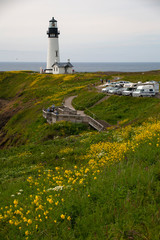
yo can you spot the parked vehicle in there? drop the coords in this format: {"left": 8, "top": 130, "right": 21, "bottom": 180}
{"left": 116, "top": 87, "right": 127, "bottom": 95}
{"left": 102, "top": 81, "right": 159, "bottom": 97}
{"left": 115, "top": 81, "right": 131, "bottom": 87}
{"left": 108, "top": 86, "right": 122, "bottom": 94}
{"left": 102, "top": 86, "right": 114, "bottom": 92}
{"left": 123, "top": 83, "right": 137, "bottom": 88}
{"left": 142, "top": 81, "right": 159, "bottom": 93}
{"left": 132, "top": 85, "right": 156, "bottom": 97}
{"left": 122, "top": 87, "right": 136, "bottom": 96}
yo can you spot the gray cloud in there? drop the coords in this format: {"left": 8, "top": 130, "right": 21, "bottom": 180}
{"left": 140, "top": 0, "right": 160, "bottom": 8}
{"left": 148, "top": 0, "right": 160, "bottom": 6}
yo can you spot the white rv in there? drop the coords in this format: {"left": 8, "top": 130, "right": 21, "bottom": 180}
{"left": 132, "top": 85, "right": 156, "bottom": 97}
{"left": 144, "top": 81, "right": 159, "bottom": 93}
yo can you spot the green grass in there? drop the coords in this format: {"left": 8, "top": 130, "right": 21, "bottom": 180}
{"left": 1, "top": 125, "right": 160, "bottom": 239}
{"left": 85, "top": 95, "right": 160, "bottom": 125}
{"left": 72, "top": 90, "right": 106, "bottom": 110}
{"left": 1, "top": 71, "right": 160, "bottom": 239}
{"left": 121, "top": 71, "right": 160, "bottom": 83}
{"left": 1, "top": 71, "right": 160, "bottom": 148}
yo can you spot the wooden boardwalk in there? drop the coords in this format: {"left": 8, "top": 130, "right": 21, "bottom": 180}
{"left": 43, "top": 95, "right": 111, "bottom": 131}
{"left": 64, "top": 96, "right": 111, "bottom": 129}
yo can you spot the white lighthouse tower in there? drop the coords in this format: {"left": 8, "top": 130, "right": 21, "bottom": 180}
{"left": 44, "top": 17, "right": 73, "bottom": 74}
{"left": 46, "top": 17, "right": 60, "bottom": 73}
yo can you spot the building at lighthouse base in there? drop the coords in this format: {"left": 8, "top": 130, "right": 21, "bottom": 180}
{"left": 52, "top": 61, "right": 73, "bottom": 74}
{"left": 44, "top": 61, "right": 73, "bottom": 74}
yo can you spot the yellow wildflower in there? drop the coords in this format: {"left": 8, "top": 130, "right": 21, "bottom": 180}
{"left": 14, "top": 220, "right": 20, "bottom": 226}
{"left": 67, "top": 216, "right": 71, "bottom": 221}
{"left": 61, "top": 214, "right": 65, "bottom": 219}
{"left": 9, "top": 220, "right": 13, "bottom": 225}
{"left": 28, "top": 219, "right": 32, "bottom": 224}
{"left": 25, "top": 230, "right": 29, "bottom": 236}
{"left": 47, "top": 198, "right": 53, "bottom": 204}
{"left": 13, "top": 199, "right": 18, "bottom": 205}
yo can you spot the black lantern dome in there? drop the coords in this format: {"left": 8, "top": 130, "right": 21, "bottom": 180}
{"left": 47, "top": 17, "right": 60, "bottom": 38}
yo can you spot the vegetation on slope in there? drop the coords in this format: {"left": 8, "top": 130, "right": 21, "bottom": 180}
{"left": 72, "top": 90, "right": 106, "bottom": 110}
{"left": 0, "top": 71, "right": 102, "bottom": 147}
{"left": 86, "top": 95, "right": 160, "bottom": 125}
{"left": 1, "top": 118, "right": 160, "bottom": 239}
{"left": 0, "top": 70, "right": 160, "bottom": 239}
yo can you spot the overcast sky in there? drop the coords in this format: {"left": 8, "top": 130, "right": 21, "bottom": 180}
{"left": 0, "top": 0, "right": 160, "bottom": 62}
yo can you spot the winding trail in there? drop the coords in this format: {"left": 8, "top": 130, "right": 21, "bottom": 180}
{"left": 64, "top": 96, "right": 86, "bottom": 116}
{"left": 64, "top": 95, "right": 111, "bottom": 129}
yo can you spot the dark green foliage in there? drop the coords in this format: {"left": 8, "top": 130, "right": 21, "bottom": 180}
{"left": 42, "top": 121, "right": 89, "bottom": 140}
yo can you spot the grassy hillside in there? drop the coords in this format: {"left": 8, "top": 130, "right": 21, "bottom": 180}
{"left": 0, "top": 71, "right": 160, "bottom": 239}
{"left": 0, "top": 71, "right": 103, "bottom": 147}
{"left": 86, "top": 95, "right": 160, "bottom": 125}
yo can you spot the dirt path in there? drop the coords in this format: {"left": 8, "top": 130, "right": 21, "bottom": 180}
{"left": 64, "top": 95, "right": 111, "bottom": 128}
{"left": 92, "top": 95, "right": 110, "bottom": 108}
{"left": 0, "top": 99, "right": 10, "bottom": 109}
{"left": 64, "top": 96, "right": 86, "bottom": 116}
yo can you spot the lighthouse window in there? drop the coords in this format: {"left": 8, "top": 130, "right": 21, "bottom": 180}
{"left": 56, "top": 51, "right": 58, "bottom": 57}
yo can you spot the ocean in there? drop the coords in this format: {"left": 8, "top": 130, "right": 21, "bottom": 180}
{"left": 0, "top": 62, "right": 160, "bottom": 73}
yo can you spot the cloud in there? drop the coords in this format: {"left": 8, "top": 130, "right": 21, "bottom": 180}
{"left": 0, "top": 0, "right": 19, "bottom": 14}
{"left": 0, "top": 0, "right": 160, "bottom": 62}
{"left": 147, "top": 0, "right": 160, "bottom": 6}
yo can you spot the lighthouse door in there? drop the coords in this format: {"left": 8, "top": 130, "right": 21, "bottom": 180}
{"left": 64, "top": 66, "right": 68, "bottom": 74}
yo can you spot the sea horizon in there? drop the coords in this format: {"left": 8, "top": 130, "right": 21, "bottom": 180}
{"left": 0, "top": 61, "right": 160, "bottom": 73}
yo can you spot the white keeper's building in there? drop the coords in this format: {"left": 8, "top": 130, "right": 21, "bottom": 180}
{"left": 45, "top": 17, "right": 73, "bottom": 74}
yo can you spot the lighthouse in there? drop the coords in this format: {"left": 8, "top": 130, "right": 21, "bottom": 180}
{"left": 45, "top": 17, "right": 73, "bottom": 74}
{"left": 46, "top": 17, "right": 60, "bottom": 73}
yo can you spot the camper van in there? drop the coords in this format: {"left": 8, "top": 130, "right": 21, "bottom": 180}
{"left": 144, "top": 81, "right": 159, "bottom": 93}
{"left": 132, "top": 85, "right": 156, "bottom": 97}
